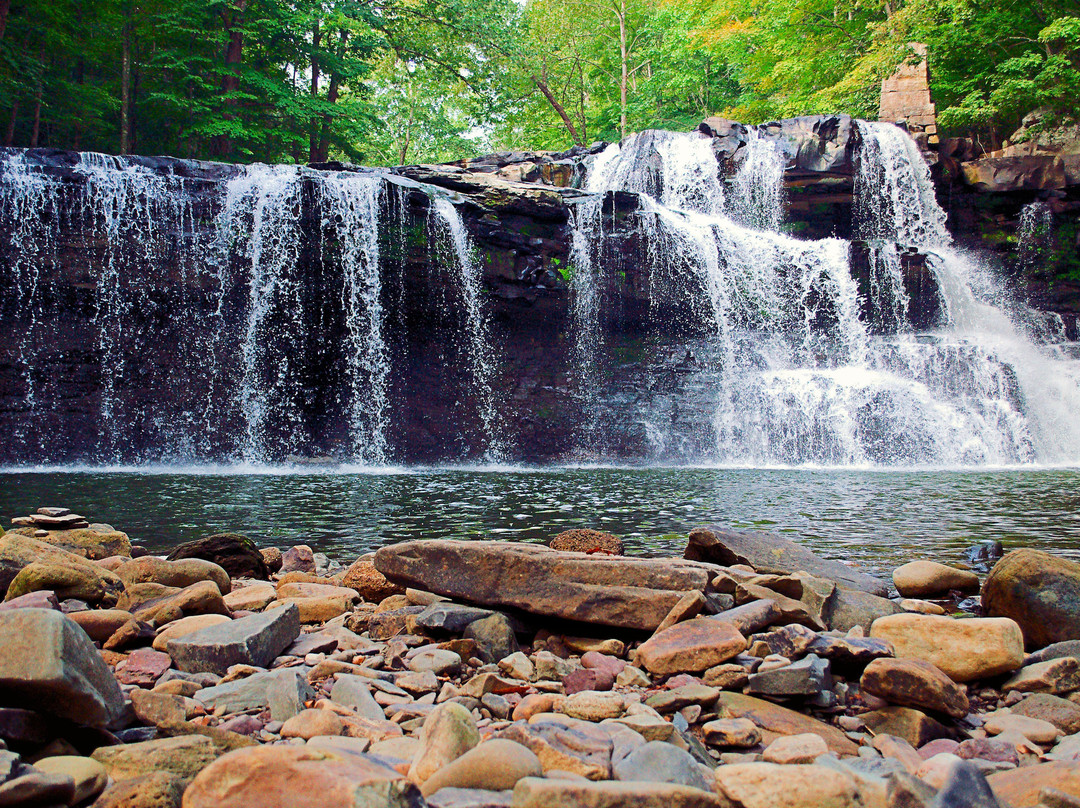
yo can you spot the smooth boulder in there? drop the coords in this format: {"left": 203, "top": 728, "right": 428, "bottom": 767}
{"left": 374, "top": 540, "right": 719, "bottom": 631}
{"left": 860, "top": 658, "right": 970, "bottom": 718}
{"left": 869, "top": 613, "right": 1024, "bottom": 682}
{"left": 892, "top": 560, "right": 979, "bottom": 598}
{"left": 166, "top": 533, "right": 270, "bottom": 580}
{"left": 637, "top": 618, "right": 746, "bottom": 675}
{"left": 983, "top": 549, "right": 1080, "bottom": 648}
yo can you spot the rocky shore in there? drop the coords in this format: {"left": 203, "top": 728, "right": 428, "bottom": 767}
{"left": 0, "top": 510, "right": 1079, "bottom": 807}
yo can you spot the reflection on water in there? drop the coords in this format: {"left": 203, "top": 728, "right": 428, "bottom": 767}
{"left": 1, "top": 467, "right": 1078, "bottom": 577}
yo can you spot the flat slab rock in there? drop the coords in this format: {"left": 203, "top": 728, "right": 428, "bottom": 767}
{"left": 374, "top": 540, "right": 722, "bottom": 631}
{"left": 167, "top": 603, "right": 301, "bottom": 675}
{"left": 684, "top": 526, "right": 888, "bottom": 597}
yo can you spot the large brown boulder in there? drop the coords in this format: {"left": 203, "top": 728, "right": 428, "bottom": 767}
{"left": 684, "top": 527, "right": 888, "bottom": 596}
{"left": 0, "top": 535, "right": 123, "bottom": 602}
{"left": 869, "top": 614, "right": 1024, "bottom": 682}
{"left": 713, "top": 692, "right": 858, "bottom": 756}
{"left": 636, "top": 618, "right": 746, "bottom": 675}
{"left": 549, "top": 529, "right": 623, "bottom": 555}
{"left": 374, "top": 540, "right": 720, "bottom": 631}
{"left": 166, "top": 533, "right": 269, "bottom": 580}
{"left": 982, "top": 549, "right": 1080, "bottom": 649}
{"left": 4, "top": 526, "right": 130, "bottom": 560}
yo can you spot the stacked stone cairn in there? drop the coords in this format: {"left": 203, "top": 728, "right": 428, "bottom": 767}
{"left": 0, "top": 516, "right": 1077, "bottom": 808}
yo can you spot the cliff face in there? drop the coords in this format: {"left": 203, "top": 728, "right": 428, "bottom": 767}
{"left": 0, "top": 116, "right": 1073, "bottom": 466}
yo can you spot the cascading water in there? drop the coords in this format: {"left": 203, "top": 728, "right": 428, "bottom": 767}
{"left": 570, "top": 123, "right": 1080, "bottom": 466}
{"left": 728, "top": 128, "right": 786, "bottom": 231}
{"left": 1017, "top": 201, "right": 1054, "bottom": 273}
{"left": 429, "top": 198, "right": 505, "bottom": 460}
{"left": 0, "top": 152, "right": 504, "bottom": 464}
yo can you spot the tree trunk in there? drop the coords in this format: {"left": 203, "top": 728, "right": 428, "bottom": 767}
{"left": 211, "top": 0, "right": 247, "bottom": 157}
{"left": 0, "top": 0, "right": 10, "bottom": 42}
{"left": 120, "top": 4, "right": 132, "bottom": 154}
{"left": 30, "top": 80, "right": 43, "bottom": 147}
{"left": 308, "top": 20, "right": 320, "bottom": 162}
{"left": 4, "top": 100, "right": 17, "bottom": 147}
{"left": 531, "top": 74, "right": 584, "bottom": 146}
{"left": 315, "top": 29, "right": 348, "bottom": 162}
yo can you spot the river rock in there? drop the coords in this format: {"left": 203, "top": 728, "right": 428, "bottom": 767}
{"left": 90, "top": 770, "right": 186, "bottom": 808}
{"left": 0, "top": 608, "right": 125, "bottom": 726}
{"left": 709, "top": 600, "right": 782, "bottom": 635}
{"left": 342, "top": 558, "right": 404, "bottom": 602}
{"left": 69, "top": 607, "right": 133, "bottom": 641}
{"left": 194, "top": 668, "right": 313, "bottom": 721}
{"left": 92, "top": 735, "right": 220, "bottom": 783}
{"left": 714, "top": 763, "right": 861, "bottom": 808}
{"left": 987, "top": 761, "right": 1080, "bottom": 807}
{"left": 746, "top": 654, "right": 830, "bottom": 696}
{"left": 984, "top": 713, "right": 1062, "bottom": 744}
{"left": 281, "top": 708, "right": 345, "bottom": 739}
{"left": 132, "top": 580, "right": 229, "bottom": 624}
{"left": 4, "top": 525, "right": 130, "bottom": 559}
{"left": 222, "top": 582, "right": 276, "bottom": 611}
{"left": 374, "top": 540, "right": 718, "bottom": 630}
{"left": 819, "top": 586, "right": 904, "bottom": 632}
{"left": 983, "top": 549, "right": 1080, "bottom": 649}
{"left": 409, "top": 702, "right": 480, "bottom": 784}
{"left": 167, "top": 602, "right": 300, "bottom": 674}
{"left": 893, "top": 561, "right": 979, "bottom": 598}
{"left": 762, "top": 733, "right": 829, "bottom": 764}
{"left": 512, "top": 777, "right": 721, "bottom": 808}
{"left": 498, "top": 719, "right": 613, "bottom": 779}
{"left": 182, "top": 744, "right": 421, "bottom": 808}
{"left": 1003, "top": 657, "right": 1080, "bottom": 695}
{"left": 419, "top": 739, "right": 542, "bottom": 797}
{"left": 869, "top": 614, "right": 1024, "bottom": 682}
{"left": 464, "top": 613, "right": 519, "bottom": 663}
{"left": 152, "top": 613, "right": 231, "bottom": 651}
{"left": 637, "top": 618, "right": 746, "bottom": 675}
{"left": 0, "top": 534, "right": 125, "bottom": 597}
{"left": 713, "top": 692, "right": 857, "bottom": 755}
{"left": 860, "top": 706, "right": 952, "bottom": 748}
{"left": 1011, "top": 694, "right": 1080, "bottom": 734}
{"left": 331, "top": 674, "right": 386, "bottom": 721}
{"left": 549, "top": 529, "right": 624, "bottom": 555}
{"left": 117, "top": 556, "right": 231, "bottom": 595}
{"left": 34, "top": 755, "right": 108, "bottom": 803}
{"left": 684, "top": 526, "right": 888, "bottom": 596}
{"left": 130, "top": 688, "right": 187, "bottom": 726}
{"left": 0, "top": 752, "right": 77, "bottom": 807}
{"left": 702, "top": 718, "right": 761, "bottom": 748}
{"left": 166, "top": 533, "right": 269, "bottom": 580}
{"left": 415, "top": 603, "right": 493, "bottom": 633}
{"left": 613, "top": 741, "right": 711, "bottom": 791}
{"left": 860, "top": 658, "right": 970, "bottom": 718}
{"left": 116, "top": 647, "right": 172, "bottom": 686}
{"left": 281, "top": 545, "right": 315, "bottom": 573}
{"left": 560, "top": 691, "right": 626, "bottom": 722}
{"left": 269, "top": 594, "right": 351, "bottom": 623}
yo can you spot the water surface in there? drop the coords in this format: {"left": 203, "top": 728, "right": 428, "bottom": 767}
{"left": 2, "top": 466, "right": 1078, "bottom": 577}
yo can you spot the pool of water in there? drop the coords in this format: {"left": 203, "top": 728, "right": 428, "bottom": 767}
{"left": 1, "top": 466, "right": 1078, "bottom": 578}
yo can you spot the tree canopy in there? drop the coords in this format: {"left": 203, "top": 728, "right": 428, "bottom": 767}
{"left": 1, "top": 0, "right": 1076, "bottom": 162}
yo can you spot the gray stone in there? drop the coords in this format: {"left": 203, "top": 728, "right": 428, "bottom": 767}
{"left": 823, "top": 588, "right": 903, "bottom": 632}
{"left": 1029, "top": 641, "right": 1080, "bottom": 666}
{"left": 167, "top": 603, "right": 301, "bottom": 675}
{"left": 708, "top": 600, "right": 782, "bottom": 636}
{"left": 807, "top": 634, "right": 893, "bottom": 664}
{"left": 330, "top": 674, "right": 385, "bottom": 722}
{"left": 464, "top": 614, "right": 519, "bottom": 663}
{"left": 415, "top": 603, "right": 493, "bottom": 633}
{"left": 613, "top": 741, "right": 712, "bottom": 791}
{"left": 194, "top": 668, "right": 313, "bottom": 722}
{"left": 0, "top": 759, "right": 76, "bottom": 807}
{"left": 746, "top": 654, "right": 831, "bottom": 696}
{"left": 0, "top": 608, "right": 125, "bottom": 727}
{"left": 685, "top": 527, "right": 889, "bottom": 596}
{"left": 931, "top": 758, "right": 1002, "bottom": 808}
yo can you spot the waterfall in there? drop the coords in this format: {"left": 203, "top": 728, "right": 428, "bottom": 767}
{"left": 569, "top": 123, "right": 1080, "bottom": 466}
{"left": 429, "top": 197, "right": 504, "bottom": 460}
{"left": 1017, "top": 201, "right": 1054, "bottom": 272}
{"left": 729, "top": 128, "right": 786, "bottom": 231}
{"left": 319, "top": 173, "right": 390, "bottom": 464}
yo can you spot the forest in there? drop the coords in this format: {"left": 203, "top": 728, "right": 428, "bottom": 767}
{"left": 0, "top": 0, "right": 1077, "bottom": 165}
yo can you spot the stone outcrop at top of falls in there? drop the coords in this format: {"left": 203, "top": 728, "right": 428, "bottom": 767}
{"left": 2, "top": 115, "right": 1080, "bottom": 467}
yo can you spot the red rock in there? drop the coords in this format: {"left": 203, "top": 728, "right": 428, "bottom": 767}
{"left": 115, "top": 648, "right": 172, "bottom": 686}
